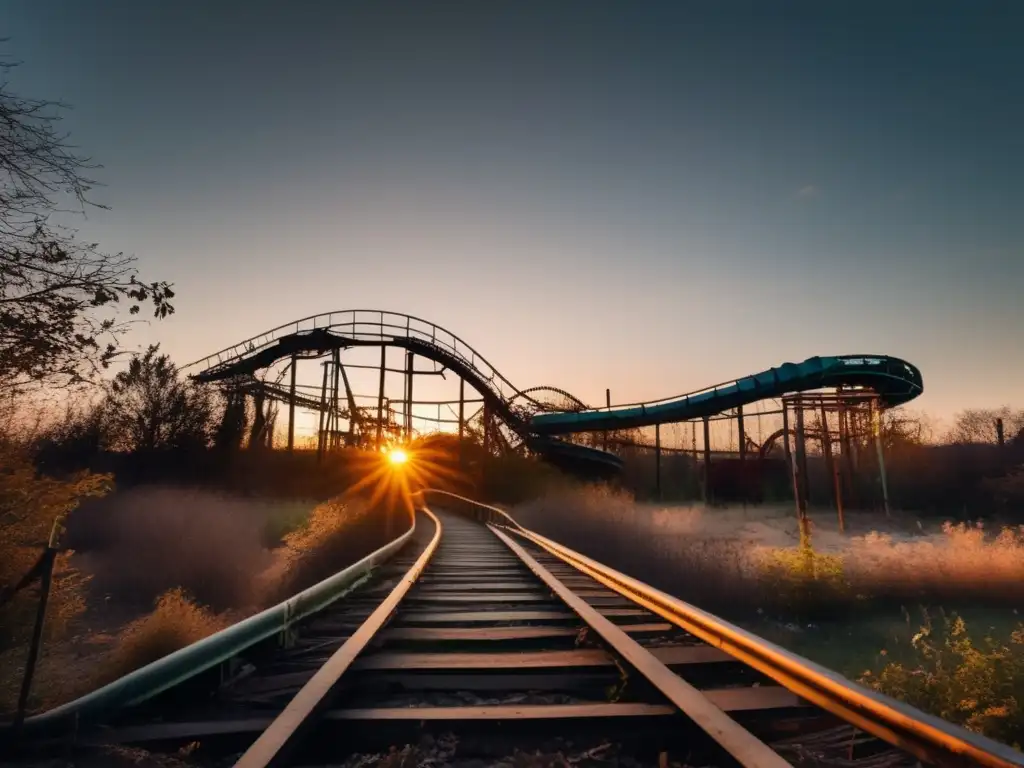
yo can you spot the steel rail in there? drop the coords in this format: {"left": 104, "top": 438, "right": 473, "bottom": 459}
{"left": 9, "top": 511, "right": 419, "bottom": 739}
{"left": 421, "top": 489, "right": 1024, "bottom": 768}
{"left": 489, "top": 525, "right": 790, "bottom": 768}
{"left": 233, "top": 508, "right": 443, "bottom": 768}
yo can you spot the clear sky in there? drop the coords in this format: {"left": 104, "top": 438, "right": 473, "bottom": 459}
{"left": 3, "top": 1, "right": 1022, "bottom": 427}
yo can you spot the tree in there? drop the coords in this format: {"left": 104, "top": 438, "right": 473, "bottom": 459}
{"left": 946, "top": 407, "right": 1024, "bottom": 445}
{"left": 0, "top": 58, "right": 173, "bottom": 394}
{"left": 103, "top": 345, "right": 214, "bottom": 453}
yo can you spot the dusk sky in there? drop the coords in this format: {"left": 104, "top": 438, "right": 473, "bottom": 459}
{"left": 4, "top": 2, "right": 1022, "bottom": 430}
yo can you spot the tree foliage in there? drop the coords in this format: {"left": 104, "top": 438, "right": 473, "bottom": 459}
{"left": 103, "top": 345, "right": 214, "bottom": 453}
{"left": 0, "top": 58, "right": 173, "bottom": 393}
{"left": 947, "top": 408, "right": 1024, "bottom": 445}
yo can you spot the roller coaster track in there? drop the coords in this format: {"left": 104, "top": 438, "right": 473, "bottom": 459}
{"left": 5, "top": 492, "right": 1019, "bottom": 767}
{"left": 182, "top": 310, "right": 923, "bottom": 473}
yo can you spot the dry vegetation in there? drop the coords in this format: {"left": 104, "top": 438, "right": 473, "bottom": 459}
{"left": 514, "top": 483, "right": 1024, "bottom": 743}
{"left": 0, "top": 485, "right": 405, "bottom": 717}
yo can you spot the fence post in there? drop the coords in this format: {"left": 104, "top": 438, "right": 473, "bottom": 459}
{"left": 15, "top": 516, "right": 65, "bottom": 727}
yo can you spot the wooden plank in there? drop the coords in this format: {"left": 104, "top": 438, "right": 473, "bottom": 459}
{"left": 99, "top": 688, "right": 805, "bottom": 744}
{"left": 490, "top": 526, "right": 792, "bottom": 768}
{"left": 231, "top": 511, "right": 444, "bottom": 768}
{"left": 353, "top": 645, "right": 732, "bottom": 671}
{"left": 380, "top": 623, "right": 676, "bottom": 641}
{"left": 395, "top": 607, "right": 650, "bottom": 624}
{"left": 324, "top": 703, "right": 675, "bottom": 720}
{"left": 413, "top": 581, "right": 540, "bottom": 592}
{"left": 396, "top": 609, "right": 576, "bottom": 623}
{"left": 403, "top": 593, "right": 552, "bottom": 603}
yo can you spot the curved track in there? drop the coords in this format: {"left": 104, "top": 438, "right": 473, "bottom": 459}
{"left": 183, "top": 310, "right": 923, "bottom": 474}
{"left": 8, "top": 493, "right": 1020, "bottom": 768}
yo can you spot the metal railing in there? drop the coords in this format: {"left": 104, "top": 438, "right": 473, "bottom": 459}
{"left": 181, "top": 310, "right": 534, "bottom": 409}
{"left": 419, "top": 489, "right": 1024, "bottom": 768}
{"left": 8, "top": 511, "right": 419, "bottom": 738}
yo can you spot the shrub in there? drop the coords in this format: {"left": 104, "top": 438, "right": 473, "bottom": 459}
{"left": 94, "top": 588, "right": 228, "bottom": 688}
{"left": 861, "top": 615, "right": 1024, "bottom": 748}
{"left": 263, "top": 494, "right": 408, "bottom": 606}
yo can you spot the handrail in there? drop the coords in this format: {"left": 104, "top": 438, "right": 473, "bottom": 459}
{"left": 181, "top": 310, "right": 534, "bottom": 409}
{"left": 419, "top": 489, "right": 1024, "bottom": 768}
{"left": 9, "top": 511, "right": 418, "bottom": 738}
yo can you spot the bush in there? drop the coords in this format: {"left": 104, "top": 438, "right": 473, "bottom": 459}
{"left": 263, "top": 494, "right": 409, "bottom": 605}
{"left": 94, "top": 588, "right": 228, "bottom": 688}
{"left": 861, "top": 614, "right": 1024, "bottom": 748}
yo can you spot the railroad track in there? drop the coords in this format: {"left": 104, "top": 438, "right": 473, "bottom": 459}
{"left": 6, "top": 493, "right": 1024, "bottom": 768}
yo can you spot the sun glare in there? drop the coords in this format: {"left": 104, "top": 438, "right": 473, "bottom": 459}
{"left": 388, "top": 448, "right": 409, "bottom": 465}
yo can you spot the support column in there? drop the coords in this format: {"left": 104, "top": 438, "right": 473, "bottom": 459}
{"left": 781, "top": 399, "right": 793, "bottom": 496}
{"left": 702, "top": 416, "right": 711, "bottom": 504}
{"left": 794, "top": 397, "right": 810, "bottom": 546}
{"left": 405, "top": 350, "right": 414, "bottom": 441}
{"left": 317, "top": 361, "right": 329, "bottom": 463}
{"left": 458, "top": 378, "right": 466, "bottom": 469}
{"left": 737, "top": 405, "right": 746, "bottom": 502}
{"left": 837, "top": 392, "right": 854, "bottom": 507}
{"left": 375, "top": 345, "right": 386, "bottom": 450}
{"left": 871, "top": 398, "right": 891, "bottom": 517}
{"left": 655, "top": 423, "right": 662, "bottom": 500}
{"left": 287, "top": 354, "right": 296, "bottom": 452}
{"left": 603, "top": 388, "right": 611, "bottom": 452}
{"left": 331, "top": 349, "right": 341, "bottom": 450}
{"left": 820, "top": 401, "right": 843, "bottom": 533}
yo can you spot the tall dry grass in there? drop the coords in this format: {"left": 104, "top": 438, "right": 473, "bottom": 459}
{"left": 92, "top": 587, "right": 230, "bottom": 690}
{"left": 513, "top": 484, "right": 1024, "bottom": 619}
{"left": 261, "top": 495, "right": 409, "bottom": 605}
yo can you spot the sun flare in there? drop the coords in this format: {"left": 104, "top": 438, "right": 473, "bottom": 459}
{"left": 388, "top": 448, "right": 409, "bottom": 465}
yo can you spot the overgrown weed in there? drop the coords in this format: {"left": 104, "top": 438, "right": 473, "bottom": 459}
{"left": 93, "top": 587, "right": 228, "bottom": 689}
{"left": 862, "top": 614, "right": 1024, "bottom": 748}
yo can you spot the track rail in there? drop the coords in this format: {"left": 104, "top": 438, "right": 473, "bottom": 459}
{"left": 6, "top": 492, "right": 1022, "bottom": 768}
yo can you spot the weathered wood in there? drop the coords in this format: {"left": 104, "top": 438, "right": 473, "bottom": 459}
{"left": 99, "top": 688, "right": 805, "bottom": 744}
{"left": 403, "top": 593, "right": 554, "bottom": 603}
{"left": 353, "top": 645, "right": 732, "bottom": 671}
{"left": 380, "top": 623, "right": 675, "bottom": 641}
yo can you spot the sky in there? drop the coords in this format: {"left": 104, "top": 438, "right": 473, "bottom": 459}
{"left": 3, "top": 1, "right": 1022, "bottom": 432}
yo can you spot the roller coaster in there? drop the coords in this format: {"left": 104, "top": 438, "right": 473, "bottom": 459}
{"left": 184, "top": 310, "right": 923, "bottom": 475}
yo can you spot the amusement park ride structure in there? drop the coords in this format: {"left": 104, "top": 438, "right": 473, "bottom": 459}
{"left": 184, "top": 310, "right": 924, "bottom": 506}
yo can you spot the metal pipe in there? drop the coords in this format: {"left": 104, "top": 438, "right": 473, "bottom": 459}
{"left": 375, "top": 345, "right": 386, "bottom": 450}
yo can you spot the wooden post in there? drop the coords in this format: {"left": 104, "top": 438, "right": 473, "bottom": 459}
{"left": 375, "top": 345, "right": 387, "bottom": 450}
{"left": 15, "top": 519, "right": 63, "bottom": 727}
{"left": 655, "top": 423, "right": 662, "bottom": 500}
{"left": 405, "top": 350, "right": 414, "bottom": 441}
{"left": 996, "top": 418, "right": 1006, "bottom": 447}
{"left": 871, "top": 398, "right": 891, "bottom": 517}
{"left": 287, "top": 355, "right": 297, "bottom": 452}
{"left": 458, "top": 378, "right": 466, "bottom": 468}
{"left": 317, "top": 361, "right": 329, "bottom": 462}
{"left": 794, "top": 396, "right": 810, "bottom": 546}
{"left": 702, "top": 416, "right": 711, "bottom": 504}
